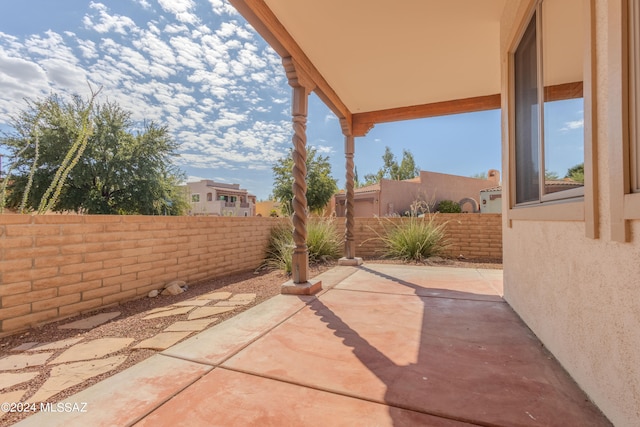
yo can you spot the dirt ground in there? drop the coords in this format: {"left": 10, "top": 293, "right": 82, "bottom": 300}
{"left": 0, "top": 258, "right": 501, "bottom": 426}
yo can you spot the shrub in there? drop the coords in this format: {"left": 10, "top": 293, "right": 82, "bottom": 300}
{"left": 306, "top": 217, "right": 343, "bottom": 263}
{"left": 436, "top": 199, "right": 461, "bottom": 213}
{"left": 263, "top": 217, "right": 343, "bottom": 274}
{"left": 263, "top": 221, "right": 293, "bottom": 274}
{"left": 376, "top": 216, "right": 448, "bottom": 262}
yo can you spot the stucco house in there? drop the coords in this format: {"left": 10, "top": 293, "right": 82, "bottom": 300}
{"left": 229, "top": 0, "right": 640, "bottom": 424}
{"left": 335, "top": 169, "right": 499, "bottom": 217}
{"left": 184, "top": 180, "right": 256, "bottom": 217}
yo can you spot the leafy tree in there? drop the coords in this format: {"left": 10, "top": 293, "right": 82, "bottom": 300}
{"left": 565, "top": 162, "right": 584, "bottom": 183}
{"left": 364, "top": 146, "right": 419, "bottom": 185}
{"left": 470, "top": 172, "right": 488, "bottom": 179}
{"left": 272, "top": 146, "right": 338, "bottom": 214}
{"left": 1, "top": 93, "right": 188, "bottom": 215}
{"left": 545, "top": 169, "right": 560, "bottom": 181}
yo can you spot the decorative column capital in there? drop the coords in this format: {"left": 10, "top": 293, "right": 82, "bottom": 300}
{"left": 283, "top": 56, "right": 316, "bottom": 92}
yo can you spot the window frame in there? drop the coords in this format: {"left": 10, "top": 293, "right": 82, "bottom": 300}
{"left": 506, "top": 0, "right": 594, "bottom": 227}
{"left": 191, "top": 193, "right": 200, "bottom": 203}
{"left": 513, "top": 0, "right": 585, "bottom": 208}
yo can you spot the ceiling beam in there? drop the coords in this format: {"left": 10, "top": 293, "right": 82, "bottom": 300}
{"left": 228, "top": 0, "right": 352, "bottom": 127}
{"left": 352, "top": 94, "right": 501, "bottom": 136}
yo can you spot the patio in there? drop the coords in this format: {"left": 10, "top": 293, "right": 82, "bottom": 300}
{"left": 15, "top": 264, "right": 610, "bottom": 426}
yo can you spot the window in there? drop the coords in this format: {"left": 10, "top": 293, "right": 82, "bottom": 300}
{"left": 513, "top": 0, "right": 584, "bottom": 206}
{"left": 206, "top": 192, "right": 213, "bottom": 202}
{"left": 191, "top": 194, "right": 200, "bottom": 203}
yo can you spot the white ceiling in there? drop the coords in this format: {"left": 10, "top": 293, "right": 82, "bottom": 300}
{"left": 265, "top": 0, "right": 508, "bottom": 113}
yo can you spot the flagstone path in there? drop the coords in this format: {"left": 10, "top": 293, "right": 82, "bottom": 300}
{"left": 0, "top": 291, "right": 256, "bottom": 421}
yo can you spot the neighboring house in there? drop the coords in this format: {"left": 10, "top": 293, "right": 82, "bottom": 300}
{"left": 335, "top": 169, "right": 499, "bottom": 217}
{"left": 231, "top": 0, "right": 640, "bottom": 424}
{"left": 255, "top": 200, "right": 282, "bottom": 217}
{"left": 481, "top": 181, "right": 582, "bottom": 213}
{"left": 184, "top": 180, "right": 256, "bottom": 217}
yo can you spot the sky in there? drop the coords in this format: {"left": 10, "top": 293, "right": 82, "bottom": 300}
{"left": 0, "top": 1, "right": 583, "bottom": 200}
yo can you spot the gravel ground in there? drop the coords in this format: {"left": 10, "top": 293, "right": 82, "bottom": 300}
{"left": 0, "top": 258, "right": 501, "bottom": 426}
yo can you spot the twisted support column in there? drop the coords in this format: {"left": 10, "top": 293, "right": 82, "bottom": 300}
{"left": 281, "top": 57, "right": 322, "bottom": 294}
{"left": 338, "top": 125, "right": 363, "bottom": 266}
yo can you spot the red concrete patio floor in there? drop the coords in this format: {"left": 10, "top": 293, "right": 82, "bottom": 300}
{"left": 15, "top": 264, "right": 611, "bottom": 427}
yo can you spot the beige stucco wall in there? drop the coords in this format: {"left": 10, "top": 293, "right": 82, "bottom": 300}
{"left": 501, "top": 1, "right": 640, "bottom": 426}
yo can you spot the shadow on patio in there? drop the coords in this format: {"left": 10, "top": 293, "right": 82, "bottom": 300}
{"left": 16, "top": 264, "right": 611, "bottom": 427}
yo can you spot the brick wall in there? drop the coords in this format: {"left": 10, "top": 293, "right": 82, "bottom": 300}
{"left": 0, "top": 213, "right": 501, "bottom": 335}
{"left": 0, "top": 215, "right": 278, "bottom": 335}
{"left": 353, "top": 214, "right": 502, "bottom": 260}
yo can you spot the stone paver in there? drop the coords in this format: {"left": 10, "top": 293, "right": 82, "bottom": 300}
{"left": 215, "top": 300, "right": 252, "bottom": 307}
{"left": 30, "top": 355, "right": 127, "bottom": 403}
{"left": 229, "top": 293, "right": 256, "bottom": 301}
{"left": 49, "top": 338, "right": 133, "bottom": 365}
{"left": 133, "top": 332, "right": 192, "bottom": 350}
{"left": 0, "top": 372, "right": 39, "bottom": 389}
{"left": 142, "top": 306, "right": 193, "bottom": 320}
{"left": 0, "top": 390, "right": 27, "bottom": 419}
{"left": 11, "top": 342, "right": 39, "bottom": 352}
{"left": 0, "top": 353, "right": 53, "bottom": 371}
{"left": 145, "top": 306, "right": 179, "bottom": 315}
{"left": 27, "top": 337, "right": 83, "bottom": 351}
{"left": 164, "top": 319, "right": 217, "bottom": 332}
{"left": 197, "top": 291, "right": 232, "bottom": 300}
{"left": 187, "top": 306, "right": 234, "bottom": 320}
{"left": 58, "top": 312, "right": 121, "bottom": 330}
{"left": 172, "top": 300, "right": 212, "bottom": 307}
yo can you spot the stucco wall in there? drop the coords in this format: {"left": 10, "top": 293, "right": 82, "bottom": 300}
{"left": 0, "top": 215, "right": 277, "bottom": 336}
{"left": 501, "top": 1, "right": 640, "bottom": 426}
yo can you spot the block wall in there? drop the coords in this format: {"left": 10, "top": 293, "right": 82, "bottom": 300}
{"left": 353, "top": 214, "right": 502, "bottom": 260}
{"left": 0, "top": 215, "right": 278, "bottom": 335}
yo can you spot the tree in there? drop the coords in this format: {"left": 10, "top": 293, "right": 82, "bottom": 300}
{"left": 470, "top": 172, "right": 488, "bottom": 179}
{"left": 565, "top": 162, "right": 584, "bottom": 183}
{"left": 545, "top": 169, "right": 560, "bottom": 181}
{"left": 363, "top": 146, "right": 419, "bottom": 185}
{"left": 1, "top": 93, "right": 188, "bottom": 215}
{"left": 272, "top": 146, "right": 338, "bottom": 214}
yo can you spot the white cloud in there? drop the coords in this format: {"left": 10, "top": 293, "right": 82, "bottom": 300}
{"left": 560, "top": 119, "right": 584, "bottom": 132}
{"left": 157, "top": 0, "right": 199, "bottom": 25}
{"left": 84, "top": 2, "right": 138, "bottom": 35}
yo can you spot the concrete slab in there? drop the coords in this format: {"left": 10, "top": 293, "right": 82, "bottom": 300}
{"left": 29, "top": 355, "right": 127, "bottom": 403}
{"left": 0, "top": 353, "right": 53, "bottom": 370}
{"left": 163, "top": 319, "right": 217, "bottom": 332}
{"left": 223, "top": 288, "right": 609, "bottom": 427}
{"left": 13, "top": 355, "right": 212, "bottom": 427}
{"left": 187, "top": 306, "right": 234, "bottom": 320}
{"left": 144, "top": 306, "right": 179, "bottom": 315}
{"left": 49, "top": 338, "right": 133, "bottom": 364}
{"left": 58, "top": 312, "right": 120, "bottom": 330}
{"left": 142, "top": 306, "right": 193, "bottom": 320}
{"left": 163, "top": 294, "right": 313, "bottom": 365}
{"left": 135, "top": 367, "right": 471, "bottom": 427}
{"left": 133, "top": 332, "right": 192, "bottom": 350}
{"left": 335, "top": 264, "right": 503, "bottom": 301}
{"left": 0, "top": 372, "right": 39, "bottom": 389}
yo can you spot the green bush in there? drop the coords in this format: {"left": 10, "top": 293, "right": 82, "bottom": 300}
{"left": 377, "top": 216, "right": 448, "bottom": 262}
{"left": 264, "top": 217, "right": 342, "bottom": 274}
{"left": 436, "top": 199, "right": 461, "bottom": 213}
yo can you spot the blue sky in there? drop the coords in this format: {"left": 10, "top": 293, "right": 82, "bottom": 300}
{"left": 0, "top": 1, "right": 582, "bottom": 200}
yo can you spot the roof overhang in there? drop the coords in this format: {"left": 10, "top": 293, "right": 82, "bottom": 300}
{"left": 229, "top": 0, "right": 582, "bottom": 135}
